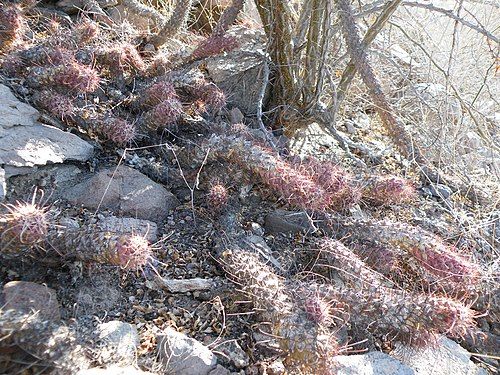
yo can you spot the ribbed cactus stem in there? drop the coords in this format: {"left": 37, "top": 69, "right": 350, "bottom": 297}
{"left": 150, "top": 0, "right": 194, "bottom": 48}
{"left": 48, "top": 228, "right": 153, "bottom": 271}
{"left": 222, "top": 249, "right": 339, "bottom": 371}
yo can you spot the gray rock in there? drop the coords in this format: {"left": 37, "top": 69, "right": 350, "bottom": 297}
{"left": 97, "top": 216, "right": 158, "bottom": 242}
{"left": 208, "top": 365, "right": 231, "bottom": 375}
{"left": 216, "top": 341, "right": 249, "bottom": 369}
{"left": 333, "top": 351, "right": 414, "bottom": 375}
{"left": 3, "top": 281, "right": 61, "bottom": 321}
{"left": 76, "top": 365, "right": 154, "bottom": 375}
{"left": 428, "top": 183, "right": 453, "bottom": 199}
{"left": 392, "top": 337, "right": 487, "bottom": 375}
{"left": 266, "top": 360, "right": 286, "bottom": 375}
{"left": 205, "top": 28, "right": 267, "bottom": 116}
{"left": 64, "top": 166, "right": 179, "bottom": 222}
{"left": 0, "top": 84, "right": 93, "bottom": 176}
{"left": 96, "top": 321, "right": 139, "bottom": 363}
{"left": 0, "top": 167, "right": 5, "bottom": 201}
{"left": 0, "top": 84, "right": 39, "bottom": 127}
{"left": 264, "top": 210, "right": 312, "bottom": 234}
{"left": 157, "top": 327, "right": 217, "bottom": 375}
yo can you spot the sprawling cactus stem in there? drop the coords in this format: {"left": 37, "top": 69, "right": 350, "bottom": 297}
{"left": 121, "top": 0, "right": 166, "bottom": 27}
{"left": 316, "top": 239, "right": 393, "bottom": 289}
{"left": 150, "top": 0, "right": 194, "bottom": 48}
{"left": 335, "top": 219, "right": 482, "bottom": 296}
{"left": 212, "top": 0, "right": 244, "bottom": 37}
{"left": 311, "top": 282, "right": 477, "bottom": 348}
{"left": 361, "top": 175, "right": 416, "bottom": 205}
{"left": 335, "top": 0, "right": 419, "bottom": 161}
{"left": 222, "top": 249, "right": 339, "bottom": 371}
{"left": 0, "top": 310, "right": 91, "bottom": 373}
{"left": 48, "top": 228, "right": 153, "bottom": 271}
{"left": 207, "top": 132, "right": 358, "bottom": 211}
{"left": 0, "top": 4, "right": 24, "bottom": 53}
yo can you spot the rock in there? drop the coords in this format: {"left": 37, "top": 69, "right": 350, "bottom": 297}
{"left": 0, "top": 84, "right": 93, "bottom": 177}
{"left": 76, "top": 365, "right": 154, "bottom": 375}
{"left": 428, "top": 183, "right": 453, "bottom": 199}
{"left": 266, "top": 360, "right": 286, "bottom": 375}
{"left": 97, "top": 216, "right": 158, "bottom": 242}
{"left": 56, "top": 0, "right": 118, "bottom": 13}
{"left": 0, "top": 84, "right": 39, "bottom": 127}
{"left": 228, "top": 108, "right": 245, "bottom": 124}
{"left": 392, "top": 337, "right": 487, "bottom": 375}
{"left": 96, "top": 321, "right": 139, "bottom": 363}
{"left": 149, "top": 277, "right": 215, "bottom": 293}
{"left": 333, "top": 351, "right": 414, "bottom": 375}
{"left": 0, "top": 167, "right": 5, "bottom": 201}
{"left": 216, "top": 341, "right": 249, "bottom": 369}
{"left": 64, "top": 166, "right": 179, "bottom": 222}
{"left": 208, "top": 365, "right": 231, "bottom": 375}
{"left": 264, "top": 210, "right": 312, "bottom": 234}
{"left": 205, "top": 27, "right": 267, "bottom": 116}
{"left": 3, "top": 281, "right": 61, "bottom": 321}
{"left": 157, "top": 327, "right": 217, "bottom": 375}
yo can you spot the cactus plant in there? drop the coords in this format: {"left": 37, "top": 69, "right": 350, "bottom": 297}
{"left": 27, "top": 62, "right": 100, "bottom": 93}
{"left": 96, "top": 116, "right": 137, "bottom": 145}
{"left": 0, "top": 200, "right": 51, "bottom": 252}
{"left": 362, "top": 175, "right": 416, "bottom": 205}
{"left": 143, "top": 97, "right": 183, "bottom": 131}
{"left": 33, "top": 90, "right": 75, "bottom": 120}
{"left": 0, "top": 5, "right": 24, "bottom": 52}
{"left": 207, "top": 179, "right": 229, "bottom": 212}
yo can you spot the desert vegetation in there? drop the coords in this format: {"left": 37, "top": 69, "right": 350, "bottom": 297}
{"left": 0, "top": 0, "right": 498, "bottom": 374}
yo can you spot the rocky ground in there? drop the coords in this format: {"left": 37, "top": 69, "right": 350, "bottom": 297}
{"left": 0, "top": 1, "right": 499, "bottom": 375}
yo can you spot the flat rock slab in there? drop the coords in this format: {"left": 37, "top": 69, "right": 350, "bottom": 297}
{"left": 333, "top": 351, "right": 414, "bottom": 375}
{"left": 157, "top": 327, "right": 217, "bottom": 375}
{"left": 0, "top": 84, "right": 93, "bottom": 175}
{"left": 3, "top": 281, "right": 61, "bottom": 322}
{"left": 96, "top": 320, "right": 139, "bottom": 362}
{"left": 393, "top": 337, "right": 487, "bottom": 375}
{"left": 64, "top": 165, "right": 179, "bottom": 222}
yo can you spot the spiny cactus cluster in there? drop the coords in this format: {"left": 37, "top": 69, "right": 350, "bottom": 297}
{"left": 222, "top": 249, "right": 340, "bottom": 373}
{"left": 207, "top": 179, "right": 229, "bottom": 212}
{"left": 361, "top": 175, "right": 416, "bottom": 205}
{"left": 0, "top": 200, "right": 154, "bottom": 271}
{"left": 0, "top": 4, "right": 24, "bottom": 52}
{"left": 208, "top": 131, "right": 359, "bottom": 211}
{"left": 338, "top": 219, "right": 482, "bottom": 296}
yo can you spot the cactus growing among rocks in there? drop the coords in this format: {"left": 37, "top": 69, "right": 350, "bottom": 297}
{"left": 0, "top": 4, "right": 24, "bottom": 52}
{"left": 27, "top": 62, "right": 100, "bottom": 93}
{"left": 0, "top": 200, "right": 51, "bottom": 252}
{"left": 362, "top": 175, "right": 416, "bottom": 205}
{"left": 33, "top": 89, "right": 75, "bottom": 120}
{"left": 222, "top": 249, "right": 340, "bottom": 372}
{"left": 143, "top": 98, "right": 184, "bottom": 131}
{"left": 207, "top": 179, "right": 229, "bottom": 212}
{"left": 96, "top": 116, "right": 137, "bottom": 145}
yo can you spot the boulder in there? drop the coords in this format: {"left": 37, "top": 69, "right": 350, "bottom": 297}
{"left": 264, "top": 210, "right": 312, "bottom": 234}
{"left": 96, "top": 321, "right": 140, "bottom": 363}
{"left": 392, "top": 337, "right": 487, "bottom": 375}
{"left": 64, "top": 165, "right": 179, "bottom": 222}
{"left": 333, "top": 351, "right": 414, "bottom": 375}
{"left": 205, "top": 27, "right": 267, "bottom": 116}
{"left": 157, "top": 327, "right": 217, "bottom": 375}
{"left": 3, "top": 281, "right": 61, "bottom": 321}
{"left": 0, "top": 84, "right": 93, "bottom": 177}
{"left": 0, "top": 167, "right": 5, "bottom": 201}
